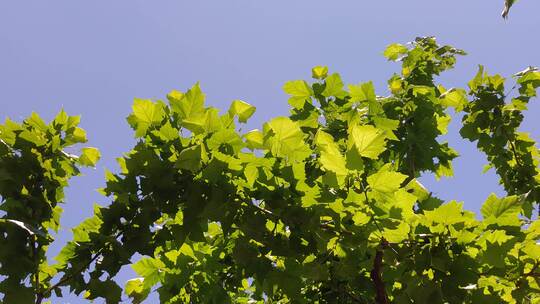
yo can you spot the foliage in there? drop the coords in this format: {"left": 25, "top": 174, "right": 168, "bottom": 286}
{"left": 1, "top": 37, "right": 540, "bottom": 303}
{"left": 0, "top": 111, "right": 100, "bottom": 303}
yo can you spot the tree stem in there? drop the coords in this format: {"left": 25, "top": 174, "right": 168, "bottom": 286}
{"left": 370, "top": 245, "right": 388, "bottom": 304}
{"left": 33, "top": 235, "right": 42, "bottom": 304}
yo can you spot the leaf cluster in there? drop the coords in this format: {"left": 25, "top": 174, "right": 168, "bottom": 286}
{"left": 1, "top": 37, "right": 540, "bottom": 304}
{"left": 0, "top": 111, "right": 99, "bottom": 302}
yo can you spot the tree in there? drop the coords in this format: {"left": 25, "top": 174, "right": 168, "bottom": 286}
{"left": 1, "top": 37, "right": 539, "bottom": 303}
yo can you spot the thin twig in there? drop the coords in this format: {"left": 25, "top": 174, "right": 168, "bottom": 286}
{"left": 37, "top": 246, "right": 106, "bottom": 304}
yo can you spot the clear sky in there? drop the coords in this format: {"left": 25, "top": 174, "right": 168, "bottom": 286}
{"left": 1, "top": 1, "right": 539, "bottom": 302}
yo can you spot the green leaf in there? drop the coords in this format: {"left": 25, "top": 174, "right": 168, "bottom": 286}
{"left": 179, "top": 243, "right": 197, "bottom": 259}
{"left": 124, "top": 278, "right": 150, "bottom": 303}
{"left": 155, "top": 121, "right": 179, "bottom": 142}
{"left": 228, "top": 100, "right": 256, "bottom": 123}
{"left": 483, "top": 230, "right": 513, "bottom": 246}
{"left": 181, "top": 113, "right": 207, "bottom": 134}
{"left": 86, "top": 278, "right": 122, "bottom": 302}
{"left": 383, "top": 43, "right": 408, "bottom": 61}
{"left": 521, "top": 242, "right": 540, "bottom": 260}
{"left": 283, "top": 80, "right": 313, "bottom": 109}
{"left": 66, "top": 115, "right": 81, "bottom": 130}
{"left": 213, "top": 151, "right": 242, "bottom": 171}
{"left": 176, "top": 145, "right": 205, "bottom": 172}
{"left": 424, "top": 201, "right": 467, "bottom": 225}
{"left": 481, "top": 193, "right": 523, "bottom": 226}
{"left": 128, "top": 99, "right": 165, "bottom": 136}
{"left": 435, "top": 114, "right": 451, "bottom": 135}
{"left": 53, "top": 109, "right": 69, "bottom": 127}
{"left": 411, "top": 85, "right": 434, "bottom": 97}
{"left": 54, "top": 241, "right": 77, "bottom": 268}
{"left": 0, "top": 118, "right": 20, "bottom": 145}
{"left": 19, "top": 129, "right": 47, "bottom": 146}
{"left": 517, "top": 70, "right": 540, "bottom": 85}
{"left": 68, "top": 127, "right": 88, "bottom": 143}
{"left": 312, "top": 66, "right": 328, "bottom": 80}
{"left": 244, "top": 164, "right": 259, "bottom": 187}
{"left": 166, "top": 89, "right": 184, "bottom": 103}
{"left": 72, "top": 215, "right": 103, "bottom": 242}
{"left": 315, "top": 130, "right": 347, "bottom": 176}
{"left": 79, "top": 147, "right": 101, "bottom": 167}
{"left": 440, "top": 88, "right": 467, "bottom": 111}
{"left": 43, "top": 205, "right": 63, "bottom": 232}
{"left": 392, "top": 189, "right": 417, "bottom": 219}
{"left": 348, "top": 125, "right": 387, "bottom": 159}
{"left": 345, "top": 147, "right": 364, "bottom": 171}
{"left": 322, "top": 73, "right": 347, "bottom": 98}
{"left": 468, "top": 65, "right": 485, "bottom": 92}
{"left": 182, "top": 108, "right": 222, "bottom": 134}
{"left": 26, "top": 112, "right": 48, "bottom": 132}
{"left": 244, "top": 129, "right": 264, "bottom": 150}
{"left": 207, "top": 129, "right": 245, "bottom": 153}
{"left": 352, "top": 211, "right": 370, "bottom": 226}
{"left": 263, "top": 117, "right": 310, "bottom": 162}
{"left": 172, "top": 83, "right": 206, "bottom": 119}
{"left": 131, "top": 257, "right": 165, "bottom": 290}
{"left": 372, "top": 117, "right": 399, "bottom": 140}
{"left": 404, "top": 179, "right": 430, "bottom": 201}
{"left": 320, "top": 151, "right": 347, "bottom": 177}
{"left": 348, "top": 81, "right": 376, "bottom": 103}
{"left": 367, "top": 169, "right": 407, "bottom": 193}
{"left": 383, "top": 222, "right": 410, "bottom": 243}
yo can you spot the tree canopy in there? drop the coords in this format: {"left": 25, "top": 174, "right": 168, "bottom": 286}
{"left": 1, "top": 37, "right": 540, "bottom": 303}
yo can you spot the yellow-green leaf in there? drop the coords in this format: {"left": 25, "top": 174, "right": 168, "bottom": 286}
{"left": 228, "top": 99, "right": 256, "bottom": 123}
{"left": 348, "top": 125, "right": 387, "bottom": 159}
{"left": 79, "top": 147, "right": 101, "bottom": 167}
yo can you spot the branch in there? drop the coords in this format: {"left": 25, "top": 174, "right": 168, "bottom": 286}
{"left": 0, "top": 138, "right": 14, "bottom": 152}
{"left": 36, "top": 246, "right": 106, "bottom": 304}
{"left": 517, "top": 262, "right": 540, "bottom": 288}
{"left": 525, "top": 262, "right": 540, "bottom": 277}
{"left": 320, "top": 222, "right": 353, "bottom": 236}
{"left": 247, "top": 201, "right": 353, "bottom": 236}
{"left": 247, "top": 201, "right": 277, "bottom": 218}
{"left": 370, "top": 242, "right": 389, "bottom": 304}
{"left": 507, "top": 134, "right": 523, "bottom": 168}
{"left": 33, "top": 235, "right": 40, "bottom": 304}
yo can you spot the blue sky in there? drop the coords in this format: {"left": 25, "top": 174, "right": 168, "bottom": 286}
{"left": 1, "top": 1, "right": 539, "bottom": 302}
